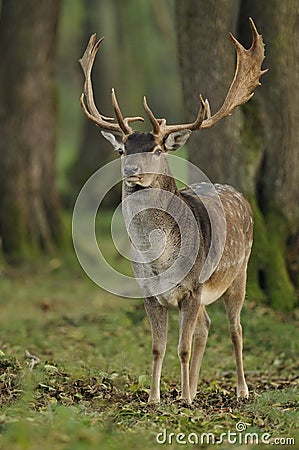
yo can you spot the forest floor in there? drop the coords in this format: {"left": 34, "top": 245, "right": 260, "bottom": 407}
{"left": 0, "top": 246, "right": 298, "bottom": 450}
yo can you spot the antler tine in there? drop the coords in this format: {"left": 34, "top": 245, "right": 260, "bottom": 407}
{"left": 143, "top": 95, "right": 207, "bottom": 138}
{"left": 184, "top": 95, "right": 207, "bottom": 131}
{"left": 111, "top": 89, "right": 144, "bottom": 135}
{"left": 201, "top": 18, "right": 268, "bottom": 129}
{"left": 205, "top": 99, "right": 211, "bottom": 119}
{"left": 111, "top": 88, "right": 131, "bottom": 134}
{"left": 143, "top": 96, "right": 161, "bottom": 135}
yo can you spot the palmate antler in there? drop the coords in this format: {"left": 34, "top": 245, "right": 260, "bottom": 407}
{"left": 79, "top": 18, "right": 267, "bottom": 139}
{"left": 201, "top": 17, "right": 268, "bottom": 129}
{"left": 144, "top": 18, "right": 268, "bottom": 137}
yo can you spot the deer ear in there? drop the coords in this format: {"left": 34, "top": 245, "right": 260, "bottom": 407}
{"left": 164, "top": 130, "right": 192, "bottom": 152}
{"left": 101, "top": 131, "right": 124, "bottom": 152}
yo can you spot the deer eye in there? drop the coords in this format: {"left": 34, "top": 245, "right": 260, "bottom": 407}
{"left": 118, "top": 148, "right": 124, "bottom": 155}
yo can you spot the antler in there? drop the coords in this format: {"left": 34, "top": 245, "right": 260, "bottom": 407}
{"left": 201, "top": 17, "right": 268, "bottom": 129}
{"left": 79, "top": 34, "right": 144, "bottom": 135}
{"left": 80, "top": 19, "right": 267, "bottom": 140}
{"left": 144, "top": 18, "right": 267, "bottom": 138}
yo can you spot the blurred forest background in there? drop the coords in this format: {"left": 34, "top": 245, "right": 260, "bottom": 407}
{"left": 0, "top": 0, "right": 298, "bottom": 311}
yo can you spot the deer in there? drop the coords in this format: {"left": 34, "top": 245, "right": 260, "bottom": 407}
{"left": 79, "top": 18, "right": 267, "bottom": 405}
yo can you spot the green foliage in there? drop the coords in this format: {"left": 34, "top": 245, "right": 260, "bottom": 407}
{"left": 0, "top": 244, "right": 298, "bottom": 449}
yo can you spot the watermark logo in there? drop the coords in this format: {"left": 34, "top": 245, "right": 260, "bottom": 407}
{"left": 235, "top": 420, "right": 247, "bottom": 432}
{"left": 156, "top": 421, "right": 296, "bottom": 446}
{"left": 72, "top": 153, "right": 226, "bottom": 298}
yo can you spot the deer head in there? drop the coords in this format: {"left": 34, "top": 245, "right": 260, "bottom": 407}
{"left": 79, "top": 18, "right": 267, "bottom": 188}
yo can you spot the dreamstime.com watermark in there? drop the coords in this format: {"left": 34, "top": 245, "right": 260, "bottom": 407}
{"left": 156, "top": 421, "right": 296, "bottom": 446}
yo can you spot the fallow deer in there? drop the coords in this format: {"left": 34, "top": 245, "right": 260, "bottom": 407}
{"left": 79, "top": 18, "right": 267, "bottom": 404}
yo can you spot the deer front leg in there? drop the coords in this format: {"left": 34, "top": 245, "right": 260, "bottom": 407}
{"left": 178, "top": 294, "right": 201, "bottom": 404}
{"left": 144, "top": 297, "right": 168, "bottom": 403}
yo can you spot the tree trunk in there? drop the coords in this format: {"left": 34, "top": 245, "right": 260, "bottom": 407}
{"left": 175, "top": 0, "right": 298, "bottom": 310}
{"left": 175, "top": 0, "right": 244, "bottom": 189}
{"left": 0, "top": 0, "right": 61, "bottom": 261}
{"left": 68, "top": 0, "right": 123, "bottom": 208}
{"left": 238, "top": 0, "right": 299, "bottom": 310}
{"left": 239, "top": 1, "right": 299, "bottom": 222}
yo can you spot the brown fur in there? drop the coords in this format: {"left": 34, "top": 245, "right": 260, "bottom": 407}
{"left": 118, "top": 137, "right": 253, "bottom": 403}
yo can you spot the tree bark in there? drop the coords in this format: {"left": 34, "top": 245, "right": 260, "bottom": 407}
{"left": 175, "top": 0, "right": 298, "bottom": 310}
{"left": 175, "top": 0, "right": 244, "bottom": 189}
{"left": 238, "top": 1, "right": 299, "bottom": 223}
{"left": 0, "top": 0, "right": 61, "bottom": 260}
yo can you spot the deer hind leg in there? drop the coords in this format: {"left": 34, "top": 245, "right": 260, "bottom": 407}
{"left": 223, "top": 268, "right": 249, "bottom": 398}
{"left": 144, "top": 297, "right": 168, "bottom": 403}
{"left": 189, "top": 306, "right": 211, "bottom": 401}
{"left": 178, "top": 293, "right": 201, "bottom": 404}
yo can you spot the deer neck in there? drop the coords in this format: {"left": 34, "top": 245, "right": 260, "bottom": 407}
{"left": 122, "top": 172, "right": 182, "bottom": 235}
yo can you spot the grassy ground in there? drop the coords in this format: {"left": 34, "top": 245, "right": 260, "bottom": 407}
{"left": 0, "top": 244, "right": 298, "bottom": 449}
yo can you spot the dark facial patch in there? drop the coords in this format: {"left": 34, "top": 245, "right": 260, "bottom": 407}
{"left": 125, "top": 132, "right": 156, "bottom": 155}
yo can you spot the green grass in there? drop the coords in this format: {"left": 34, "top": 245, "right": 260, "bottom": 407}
{"left": 0, "top": 239, "right": 298, "bottom": 449}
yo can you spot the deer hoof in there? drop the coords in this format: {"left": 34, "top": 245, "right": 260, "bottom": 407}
{"left": 237, "top": 386, "right": 249, "bottom": 399}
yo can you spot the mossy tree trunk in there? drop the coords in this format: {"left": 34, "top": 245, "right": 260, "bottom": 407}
{"left": 0, "top": 0, "right": 61, "bottom": 261}
{"left": 175, "top": 0, "right": 298, "bottom": 311}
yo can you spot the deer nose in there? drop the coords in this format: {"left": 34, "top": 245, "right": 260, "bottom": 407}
{"left": 124, "top": 165, "right": 139, "bottom": 177}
